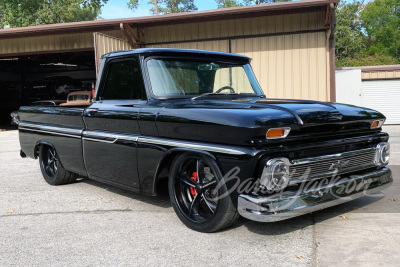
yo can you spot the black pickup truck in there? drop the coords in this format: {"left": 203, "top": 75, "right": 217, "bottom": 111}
{"left": 18, "top": 48, "right": 392, "bottom": 232}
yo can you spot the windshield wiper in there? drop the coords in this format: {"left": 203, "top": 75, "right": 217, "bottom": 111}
{"left": 191, "top": 93, "right": 265, "bottom": 101}
{"left": 191, "top": 93, "right": 234, "bottom": 100}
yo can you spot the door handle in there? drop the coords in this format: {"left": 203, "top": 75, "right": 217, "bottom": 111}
{"left": 86, "top": 108, "right": 98, "bottom": 116}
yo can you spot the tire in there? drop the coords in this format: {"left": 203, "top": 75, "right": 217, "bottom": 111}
{"left": 168, "top": 153, "right": 239, "bottom": 232}
{"left": 39, "top": 145, "right": 77, "bottom": 185}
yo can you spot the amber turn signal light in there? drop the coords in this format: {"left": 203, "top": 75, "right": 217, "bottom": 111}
{"left": 371, "top": 120, "right": 384, "bottom": 129}
{"left": 266, "top": 128, "right": 291, "bottom": 139}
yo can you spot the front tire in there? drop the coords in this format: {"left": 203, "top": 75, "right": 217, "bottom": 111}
{"left": 168, "top": 153, "right": 239, "bottom": 232}
{"left": 39, "top": 145, "right": 77, "bottom": 185}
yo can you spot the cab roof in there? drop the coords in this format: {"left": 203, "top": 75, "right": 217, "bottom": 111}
{"left": 101, "top": 48, "right": 250, "bottom": 61}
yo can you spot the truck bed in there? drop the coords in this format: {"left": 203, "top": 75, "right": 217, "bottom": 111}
{"left": 18, "top": 106, "right": 87, "bottom": 177}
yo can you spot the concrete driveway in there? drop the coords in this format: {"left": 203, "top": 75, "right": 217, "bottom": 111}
{"left": 0, "top": 127, "right": 399, "bottom": 266}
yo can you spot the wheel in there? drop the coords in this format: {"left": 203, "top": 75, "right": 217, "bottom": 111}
{"left": 168, "top": 153, "right": 239, "bottom": 232}
{"left": 39, "top": 145, "right": 77, "bottom": 185}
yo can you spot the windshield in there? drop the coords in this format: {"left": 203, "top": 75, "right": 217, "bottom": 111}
{"left": 146, "top": 58, "right": 263, "bottom": 98}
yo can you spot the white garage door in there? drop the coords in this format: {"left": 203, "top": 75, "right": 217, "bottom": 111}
{"left": 362, "top": 80, "right": 400, "bottom": 124}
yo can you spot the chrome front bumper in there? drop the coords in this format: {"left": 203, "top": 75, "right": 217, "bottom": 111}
{"left": 238, "top": 167, "right": 392, "bottom": 222}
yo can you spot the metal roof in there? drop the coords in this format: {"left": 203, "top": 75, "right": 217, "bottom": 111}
{"left": 337, "top": 65, "right": 400, "bottom": 72}
{"left": 0, "top": 0, "right": 339, "bottom": 39}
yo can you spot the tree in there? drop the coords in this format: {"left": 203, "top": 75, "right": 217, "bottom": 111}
{"left": 216, "top": 0, "right": 241, "bottom": 8}
{"left": 242, "top": 0, "right": 291, "bottom": 4}
{"left": 0, "top": 0, "right": 108, "bottom": 28}
{"left": 0, "top": 9, "right": 4, "bottom": 29}
{"left": 336, "top": 53, "right": 397, "bottom": 67}
{"left": 335, "top": 1, "right": 365, "bottom": 63}
{"left": 360, "top": 0, "right": 400, "bottom": 59}
{"left": 128, "top": 0, "right": 197, "bottom": 15}
{"left": 216, "top": 0, "right": 290, "bottom": 8}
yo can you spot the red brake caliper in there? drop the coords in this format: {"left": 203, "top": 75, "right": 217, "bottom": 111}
{"left": 190, "top": 172, "right": 197, "bottom": 196}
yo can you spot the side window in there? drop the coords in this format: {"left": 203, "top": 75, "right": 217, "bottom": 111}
{"left": 102, "top": 59, "right": 146, "bottom": 100}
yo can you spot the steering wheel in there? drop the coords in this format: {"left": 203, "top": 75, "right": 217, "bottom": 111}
{"left": 215, "top": 86, "right": 235, "bottom": 94}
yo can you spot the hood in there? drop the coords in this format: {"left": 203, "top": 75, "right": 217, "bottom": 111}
{"left": 154, "top": 97, "right": 385, "bottom": 146}
{"left": 254, "top": 99, "right": 385, "bottom": 125}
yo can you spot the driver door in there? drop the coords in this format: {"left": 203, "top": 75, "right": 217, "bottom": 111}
{"left": 83, "top": 56, "right": 146, "bottom": 188}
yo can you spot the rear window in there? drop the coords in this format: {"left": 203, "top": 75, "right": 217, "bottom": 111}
{"left": 102, "top": 59, "right": 146, "bottom": 100}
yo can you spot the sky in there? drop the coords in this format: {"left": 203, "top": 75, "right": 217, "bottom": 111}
{"left": 100, "top": 0, "right": 353, "bottom": 20}
{"left": 101, "top": 0, "right": 219, "bottom": 19}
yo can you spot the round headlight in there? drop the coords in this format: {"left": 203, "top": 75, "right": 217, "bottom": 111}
{"left": 261, "top": 159, "right": 290, "bottom": 191}
{"left": 375, "top": 142, "right": 390, "bottom": 166}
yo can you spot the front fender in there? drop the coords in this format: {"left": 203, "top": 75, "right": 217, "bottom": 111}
{"left": 139, "top": 142, "right": 262, "bottom": 208}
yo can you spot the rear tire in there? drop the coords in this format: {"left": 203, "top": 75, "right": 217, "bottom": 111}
{"left": 39, "top": 145, "right": 77, "bottom": 185}
{"left": 168, "top": 153, "right": 239, "bottom": 232}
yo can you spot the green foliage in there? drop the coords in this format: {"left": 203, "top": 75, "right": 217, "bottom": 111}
{"left": 242, "top": 0, "right": 291, "bottom": 5}
{"left": 360, "top": 0, "right": 400, "bottom": 59}
{"left": 129, "top": 0, "right": 197, "bottom": 15}
{"left": 216, "top": 0, "right": 241, "bottom": 8}
{"left": 128, "top": 0, "right": 140, "bottom": 10}
{"left": 155, "top": 0, "right": 197, "bottom": 15}
{"left": 216, "top": 0, "right": 290, "bottom": 8}
{"left": 335, "top": 1, "right": 365, "bottom": 61}
{"left": 0, "top": 0, "right": 108, "bottom": 28}
{"left": 336, "top": 53, "right": 398, "bottom": 68}
{"left": 335, "top": 0, "right": 400, "bottom": 67}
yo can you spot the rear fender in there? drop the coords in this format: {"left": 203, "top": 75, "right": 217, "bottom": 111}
{"left": 34, "top": 141, "right": 65, "bottom": 169}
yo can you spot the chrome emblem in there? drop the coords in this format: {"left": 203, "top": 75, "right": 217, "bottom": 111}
{"left": 329, "top": 160, "right": 350, "bottom": 171}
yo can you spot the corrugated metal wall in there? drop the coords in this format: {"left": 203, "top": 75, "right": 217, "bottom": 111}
{"left": 143, "top": 12, "right": 324, "bottom": 44}
{"left": 0, "top": 32, "right": 93, "bottom": 55}
{"left": 94, "top": 33, "right": 132, "bottom": 58}
{"left": 0, "top": 30, "right": 124, "bottom": 56}
{"left": 143, "top": 11, "right": 330, "bottom": 101}
{"left": 149, "top": 40, "right": 229, "bottom": 53}
{"left": 94, "top": 33, "right": 132, "bottom": 72}
{"left": 232, "top": 32, "right": 329, "bottom": 100}
{"left": 362, "top": 71, "right": 400, "bottom": 80}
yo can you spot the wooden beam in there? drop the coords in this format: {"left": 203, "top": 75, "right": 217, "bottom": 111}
{"left": 120, "top": 23, "right": 144, "bottom": 47}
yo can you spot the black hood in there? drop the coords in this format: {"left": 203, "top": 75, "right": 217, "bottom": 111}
{"left": 154, "top": 97, "right": 385, "bottom": 146}
{"left": 254, "top": 98, "right": 384, "bottom": 125}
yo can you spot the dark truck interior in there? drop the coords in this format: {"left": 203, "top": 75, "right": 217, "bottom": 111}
{"left": 0, "top": 51, "right": 96, "bottom": 128}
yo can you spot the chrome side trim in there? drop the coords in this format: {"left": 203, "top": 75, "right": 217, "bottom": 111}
{"left": 19, "top": 127, "right": 81, "bottom": 139}
{"left": 82, "top": 130, "right": 138, "bottom": 144}
{"left": 82, "top": 137, "right": 117, "bottom": 144}
{"left": 19, "top": 121, "right": 83, "bottom": 138}
{"left": 19, "top": 122, "right": 246, "bottom": 155}
{"left": 138, "top": 137, "right": 247, "bottom": 155}
{"left": 19, "top": 121, "right": 83, "bottom": 136}
{"left": 238, "top": 167, "right": 392, "bottom": 222}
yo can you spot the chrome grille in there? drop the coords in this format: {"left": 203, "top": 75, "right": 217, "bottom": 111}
{"left": 289, "top": 149, "right": 376, "bottom": 182}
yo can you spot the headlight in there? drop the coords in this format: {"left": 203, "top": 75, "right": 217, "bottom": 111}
{"left": 375, "top": 142, "right": 390, "bottom": 166}
{"left": 260, "top": 159, "right": 290, "bottom": 191}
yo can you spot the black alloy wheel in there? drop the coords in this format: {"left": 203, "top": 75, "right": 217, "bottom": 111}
{"left": 168, "top": 153, "right": 239, "bottom": 232}
{"left": 43, "top": 146, "right": 58, "bottom": 177}
{"left": 39, "top": 145, "right": 77, "bottom": 185}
